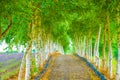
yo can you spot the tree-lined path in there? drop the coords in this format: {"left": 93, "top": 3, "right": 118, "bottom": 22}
{"left": 47, "top": 55, "right": 99, "bottom": 80}
{"left": 0, "top": 0, "right": 120, "bottom": 80}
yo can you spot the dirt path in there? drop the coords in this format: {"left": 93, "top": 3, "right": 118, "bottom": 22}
{"left": 48, "top": 55, "right": 100, "bottom": 80}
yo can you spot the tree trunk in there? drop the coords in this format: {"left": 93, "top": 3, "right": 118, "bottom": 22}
{"left": 90, "top": 38, "right": 92, "bottom": 61}
{"left": 85, "top": 39, "right": 87, "bottom": 58}
{"left": 116, "top": 6, "right": 120, "bottom": 80}
{"left": 18, "top": 41, "right": 32, "bottom": 80}
{"left": 116, "top": 33, "right": 120, "bottom": 80}
{"left": 25, "top": 47, "right": 32, "bottom": 80}
{"left": 82, "top": 36, "right": 86, "bottom": 57}
{"left": 79, "top": 40, "right": 82, "bottom": 56}
{"left": 97, "top": 26, "right": 101, "bottom": 69}
{"left": 107, "top": 13, "right": 112, "bottom": 78}
{"left": 102, "top": 25, "right": 107, "bottom": 70}
{"left": 35, "top": 52, "right": 39, "bottom": 70}
{"left": 35, "top": 41, "right": 41, "bottom": 70}
{"left": 40, "top": 48, "right": 44, "bottom": 67}
{"left": 94, "top": 27, "right": 101, "bottom": 69}
{"left": 93, "top": 37, "right": 97, "bottom": 63}
{"left": 35, "top": 37, "right": 41, "bottom": 70}
{"left": 62, "top": 46, "right": 64, "bottom": 54}
{"left": 86, "top": 39, "right": 89, "bottom": 59}
{"left": 45, "top": 44, "right": 49, "bottom": 60}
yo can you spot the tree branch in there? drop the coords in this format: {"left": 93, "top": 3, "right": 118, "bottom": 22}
{"left": 0, "top": 17, "right": 12, "bottom": 40}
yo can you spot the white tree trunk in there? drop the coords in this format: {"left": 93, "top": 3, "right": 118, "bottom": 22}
{"left": 35, "top": 39, "right": 40, "bottom": 70}
{"left": 86, "top": 40, "right": 89, "bottom": 59}
{"left": 85, "top": 39, "right": 87, "bottom": 58}
{"left": 62, "top": 47, "right": 64, "bottom": 54}
{"left": 76, "top": 46, "right": 79, "bottom": 54}
{"left": 35, "top": 52, "right": 40, "bottom": 69}
{"left": 116, "top": 7, "right": 120, "bottom": 80}
{"left": 97, "top": 27, "right": 101, "bottom": 69}
{"left": 116, "top": 34, "right": 120, "bottom": 80}
{"left": 18, "top": 42, "right": 32, "bottom": 80}
{"left": 94, "top": 27, "right": 101, "bottom": 69}
{"left": 59, "top": 45, "right": 63, "bottom": 54}
{"left": 93, "top": 39, "right": 97, "bottom": 63}
{"left": 82, "top": 36, "right": 86, "bottom": 57}
{"left": 107, "top": 14, "right": 112, "bottom": 78}
{"left": 102, "top": 25, "right": 107, "bottom": 70}
{"left": 40, "top": 48, "right": 44, "bottom": 67}
{"left": 108, "top": 45, "right": 112, "bottom": 78}
{"left": 25, "top": 47, "right": 32, "bottom": 80}
{"left": 40, "top": 52, "right": 43, "bottom": 67}
{"left": 45, "top": 44, "right": 49, "bottom": 60}
{"left": 79, "top": 40, "right": 82, "bottom": 56}
{"left": 90, "top": 38, "right": 92, "bottom": 61}
{"left": 81, "top": 40, "right": 84, "bottom": 57}
{"left": 50, "top": 41, "right": 54, "bottom": 53}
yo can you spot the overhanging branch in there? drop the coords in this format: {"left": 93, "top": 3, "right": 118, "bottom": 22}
{"left": 0, "top": 17, "right": 12, "bottom": 40}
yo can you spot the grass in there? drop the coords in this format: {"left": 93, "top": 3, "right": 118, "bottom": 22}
{"left": 0, "top": 60, "right": 21, "bottom": 74}
{"left": 98, "top": 57, "right": 117, "bottom": 80}
{"left": 0, "top": 62, "right": 3, "bottom": 67}
{"left": 5, "top": 59, "right": 16, "bottom": 64}
{"left": 88, "top": 56, "right": 117, "bottom": 80}
{"left": 1, "top": 67, "right": 19, "bottom": 80}
{"left": 112, "top": 58, "right": 117, "bottom": 74}
{"left": 0, "top": 60, "right": 21, "bottom": 80}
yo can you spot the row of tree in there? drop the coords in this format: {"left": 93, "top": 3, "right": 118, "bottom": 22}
{"left": 0, "top": 0, "right": 120, "bottom": 80}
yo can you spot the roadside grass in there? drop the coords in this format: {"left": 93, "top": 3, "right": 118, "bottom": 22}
{"left": 89, "top": 56, "right": 117, "bottom": 80}
{"left": 98, "top": 57, "right": 117, "bottom": 80}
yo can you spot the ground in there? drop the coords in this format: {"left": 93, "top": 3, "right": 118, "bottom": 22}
{"left": 0, "top": 53, "right": 23, "bottom": 80}
{"left": 42, "top": 55, "right": 100, "bottom": 80}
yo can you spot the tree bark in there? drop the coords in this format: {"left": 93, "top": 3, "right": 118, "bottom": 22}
{"left": 25, "top": 22, "right": 34, "bottom": 79}
{"left": 107, "top": 13, "right": 112, "bottom": 78}
{"left": 40, "top": 48, "right": 44, "bottom": 67}
{"left": 82, "top": 36, "right": 86, "bottom": 57}
{"left": 35, "top": 40, "right": 41, "bottom": 70}
{"left": 18, "top": 41, "right": 32, "bottom": 80}
{"left": 25, "top": 47, "right": 32, "bottom": 80}
{"left": 79, "top": 40, "right": 82, "bottom": 56}
{"left": 90, "top": 38, "right": 92, "bottom": 61}
{"left": 35, "top": 33, "right": 42, "bottom": 69}
{"left": 116, "top": 33, "right": 120, "bottom": 80}
{"left": 102, "top": 25, "right": 107, "bottom": 70}
{"left": 35, "top": 52, "right": 39, "bottom": 69}
{"left": 116, "top": 6, "right": 120, "bottom": 80}
{"left": 93, "top": 37, "right": 97, "bottom": 62}
{"left": 86, "top": 39, "right": 89, "bottom": 59}
{"left": 45, "top": 44, "right": 49, "bottom": 60}
{"left": 94, "top": 27, "right": 101, "bottom": 69}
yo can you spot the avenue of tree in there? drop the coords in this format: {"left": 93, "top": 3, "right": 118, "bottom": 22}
{"left": 0, "top": 0, "right": 120, "bottom": 80}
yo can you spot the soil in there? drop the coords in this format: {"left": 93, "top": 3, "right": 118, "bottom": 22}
{"left": 48, "top": 55, "right": 100, "bottom": 80}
